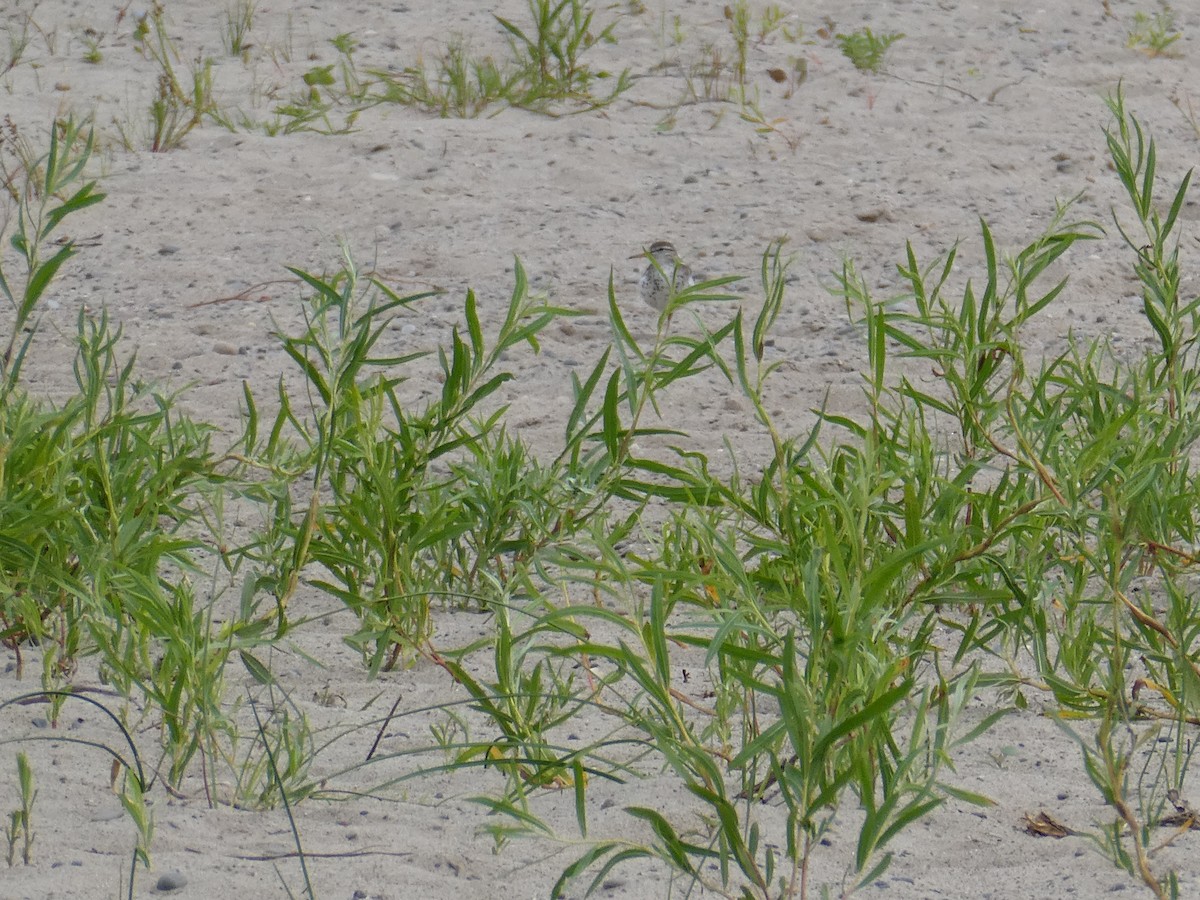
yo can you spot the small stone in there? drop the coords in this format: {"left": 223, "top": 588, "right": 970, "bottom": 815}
{"left": 855, "top": 205, "right": 893, "bottom": 223}
{"left": 155, "top": 870, "right": 188, "bottom": 891}
{"left": 158, "top": 246, "right": 181, "bottom": 256}
{"left": 212, "top": 341, "right": 239, "bottom": 356}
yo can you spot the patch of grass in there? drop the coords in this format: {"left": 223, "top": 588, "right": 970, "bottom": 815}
{"left": 79, "top": 26, "right": 103, "bottom": 64}
{"left": 1127, "top": 5, "right": 1182, "bottom": 58}
{"left": 2, "top": 10, "right": 33, "bottom": 77}
{"left": 373, "top": 0, "right": 631, "bottom": 118}
{"left": 123, "top": 3, "right": 221, "bottom": 150}
{"left": 222, "top": 0, "right": 255, "bottom": 57}
{"left": 657, "top": 3, "right": 806, "bottom": 149}
{"left": 3, "top": 752, "right": 35, "bottom": 866}
{"left": 266, "top": 32, "right": 370, "bottom": 134}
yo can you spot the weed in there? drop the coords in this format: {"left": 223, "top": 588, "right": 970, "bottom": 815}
{"left": 837, "top": 26, "right": 904, "bottom": 73}
{"left": 1127, "top": 6, "right": 1182, "bottom": 57}
{"left": 129, "top": 4, "right": 220, "bottom": 150}
{"left": 79, "top": 26, "right": 103, "bottom": 64}
{"left": 1169, "top": 89, "right": 1200, "bottom": 140}
{"left": 723, "top": 0, "right": 752, "bottom": 89}
{"left": 376, "top": 38, "right": 514, "bottom": 119}
{"left": 259, "top": 254, "right": 571, "bottom": 670}
{"left": 374, "top": 0, "right": 630, "bottom": 118}
{"left": 660, "top": 3, "right": 807, "bottom": 146}
{"left": 1, "top": 7, "right": 33, "bottom": 77}
{"left": 495, "top": 0, "right": 628, "bottom": 110}
{"left": 3, "top": 752, "right": 35, "bottom": 865}
{"left": 223, "top": 0, "right": 255, "bottom": 57}
{"left": 0, "top": 117, "right": 104, "bottom": 391}
{"left": 268, "top": 33, "right": 370, "bottom": 134}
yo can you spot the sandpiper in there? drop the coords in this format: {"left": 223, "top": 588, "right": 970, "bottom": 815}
{"left": 635, "top": 240, "right": 695, "bottom": 316}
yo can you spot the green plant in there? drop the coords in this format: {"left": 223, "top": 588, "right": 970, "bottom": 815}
{"left": 3, "top": 752, "right": 35, "bottom": 865}
{"left": 8, "top": 59, "right": 1200, "bottom": 900}
{"left": 0, "top": 120, "right": 295, "bottom": 806}
{"left": 659, "top": 4, "right": 806, "bottom": 146}
{"left": 0, "top": 116, "right": 104, "bottom": 395}
{"left": 79, "top": 26, "right": 102, "bottom": 64}
{"left": 255, "top": 253, "right": 574, "bottom": 671}
{"left": 130, "top": 3, "right": 219, "bottom": 150}
{"left": 1, "top": 691, "right": 153, "bottom": 896}
{"left": 723, "top": 0, "right": 751, "bottom": 90}
{"left": 375, "top": 37, "right": 515, "bottom": 119}
{"left": 1127, "top": 6, "right": 1182, "bottom": 57}
{"left": 1, "top": 7, "right": 34, "bottom": 77}
{"left": 1038, "top": 85, "right": 1198, "bottom": 900}
{"left": 374, "top": 0, "right": 630, "bottom": 118}
{"left": 223, "top": 0, "right": 256, "bottom": 57}
{"left": 269, "top": 33, "right": 370, "bottom": 134}
{"left": 836, "top": 27, "right": 903, "bottom": 73}
{"left": 495, "top": 0, "right": 629, "bottom": 110}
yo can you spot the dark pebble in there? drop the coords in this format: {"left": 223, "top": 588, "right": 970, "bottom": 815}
{"left": 156, "top": 870, "right": 188, "bottom": 891}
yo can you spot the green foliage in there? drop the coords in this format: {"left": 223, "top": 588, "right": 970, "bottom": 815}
{"left": 128, "top": 3, "right": 220, "bottom": 151}
{"left": 4, "top": 89, "right": 1200, "bottom": 899}
{"left": 373, "top": 0, "right": 631, "bottom": 118}
{"left": 3, "top": 752, "right": 34, "bottom": 865}
{"left": 836, "top": 26, "right": 903, "bottom": 72}
{"left": 222, "top": 0, "right": 255, "bottom": 57}
{"left": 1127, "top": 7, "right": 1182, "bottom": 58}
{"left": 0, "top": 116, "right": 103, "bottom": 393}
{"left": 257, "top": 253, "right": 573, "bottom": 670}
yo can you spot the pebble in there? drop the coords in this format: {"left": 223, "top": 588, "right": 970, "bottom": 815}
{"left": 212, "top": 341, "right": 239, "bottom": 356}
{"left": 155, "top": 870, "right": 188, "bottom": 891}
{"left": 855, "top": 205, "right": 894, "bottom": 223}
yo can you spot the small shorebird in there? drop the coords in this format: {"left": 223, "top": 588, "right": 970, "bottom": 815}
{"left": 635, "top": 240, "right": 695, "bottom": 318}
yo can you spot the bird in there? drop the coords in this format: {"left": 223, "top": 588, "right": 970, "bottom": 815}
{"left": 635, "top": 240, "right": 696, "bottom": 317}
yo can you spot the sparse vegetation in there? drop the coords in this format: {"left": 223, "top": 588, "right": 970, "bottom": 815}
{"left": 3, "top": 753, "right": 34, "bottom": 866}
{"left": 836, "top": 26, "right": 904, "bottom": 72}
{"left": 1127, "top": 5, "right": 1182, "bottom": 58}
{"left": 2, "top": 2, "right": 1200, "bottom": 898}
{"left": 1, "top": 85, "right": 1199, "bottom": 898}
{"left": 222, "top": 0, "right": 255, "bottom": 57}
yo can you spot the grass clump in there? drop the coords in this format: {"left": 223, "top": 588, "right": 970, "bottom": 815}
{"left": 3, "top": 752, "right": 34, "bottom": 866}
{"left": 1127, "top": 6, "right": 1182, "bottom": 58}
{"left": 836, "top": 26, "right": 904, "bottom": 72}
{"left": 651, "top": 1, "right": 807, "bottom": 150}
{"left": 123, "top": 2, "right": 221, "bottom": 151}
{"left": 374, "top": 0, "right": 631, "bottom": 117}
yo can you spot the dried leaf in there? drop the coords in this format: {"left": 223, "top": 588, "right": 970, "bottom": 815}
{"left": 1023, "top": 811, "right": 1072, "bottom": 838}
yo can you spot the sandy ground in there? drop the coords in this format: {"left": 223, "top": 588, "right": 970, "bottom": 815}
{"left": 3, "top": 0, "right": 1200, "bottom": 897}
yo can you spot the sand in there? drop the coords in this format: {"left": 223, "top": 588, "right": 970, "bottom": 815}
{"left": 2, "top": 0, "right": 1200, "bottom": 897}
